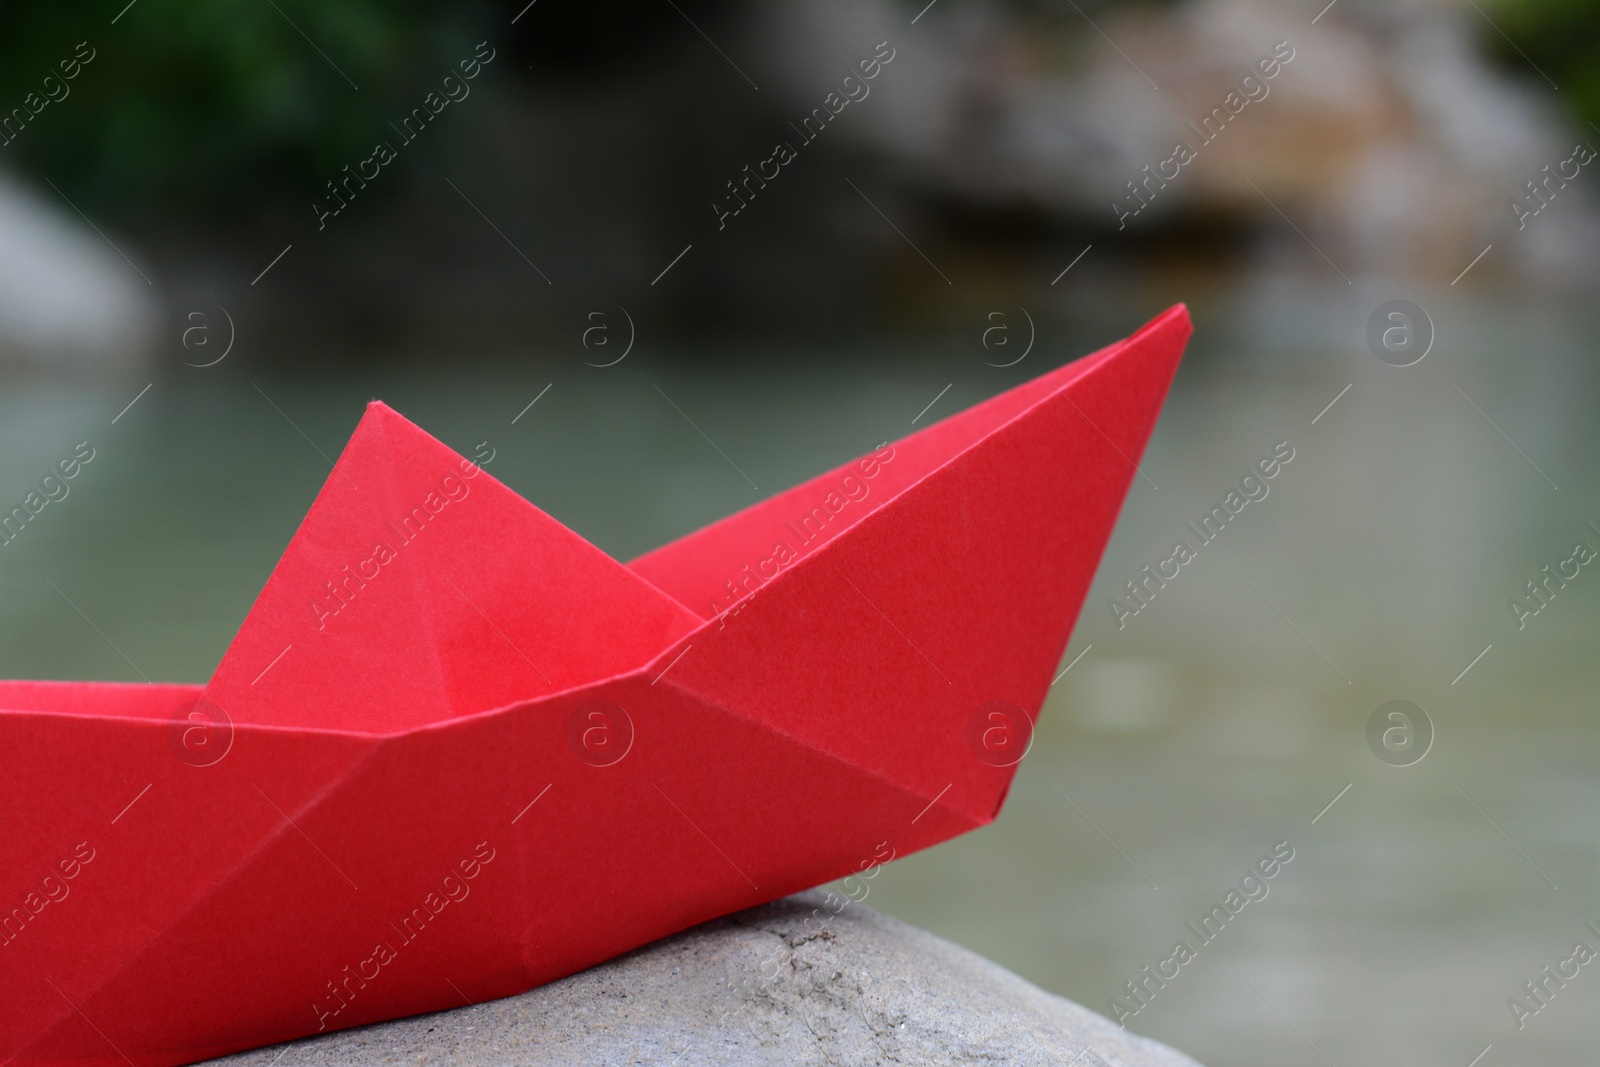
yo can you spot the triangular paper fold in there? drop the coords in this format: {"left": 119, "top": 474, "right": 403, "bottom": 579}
{"left": 644, "top": 305, "right": 1188, "bottom": 825}
{"left": 203, "top": 403, "right": 702, "bottom": 732}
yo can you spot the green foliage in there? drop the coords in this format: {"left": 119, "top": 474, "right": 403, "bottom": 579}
{"left": 0, "top": 0, "right": 492, "bottom": 224}
{"left": 1483, "top": 0, "right": 1600, "bottom": 132}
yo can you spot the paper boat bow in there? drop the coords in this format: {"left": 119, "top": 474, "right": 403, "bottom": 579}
{"left": 0, "top": 306, "right": 1190, "bottom": 1065}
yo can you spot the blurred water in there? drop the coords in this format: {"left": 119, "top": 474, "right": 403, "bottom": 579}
{"left": 1, "top": 290, "right": 1596, "bottom": 1065}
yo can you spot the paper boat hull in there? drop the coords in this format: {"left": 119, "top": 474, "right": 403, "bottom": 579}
{"left": 0, "top": 306, "right": 1190, "bottom": 1065}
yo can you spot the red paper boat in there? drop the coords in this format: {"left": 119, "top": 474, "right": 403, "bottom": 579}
{"left": 0, "top": 306, "right": 1190, "bottom": 1066}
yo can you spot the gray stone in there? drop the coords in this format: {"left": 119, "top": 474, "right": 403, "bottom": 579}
{"left": 210, "top": 891, "right": 1203, "bottom": 1066}
{"left": 0, "top": 168, "right": 157, "bottom": 369}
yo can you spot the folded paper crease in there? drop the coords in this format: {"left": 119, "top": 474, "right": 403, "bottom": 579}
{"left": 0, "top": 305, "right": 1191, "bottom": 1067}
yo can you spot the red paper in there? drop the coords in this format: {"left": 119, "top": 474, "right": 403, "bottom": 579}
{"left": 0, "top": 305, "right": 1190, "bottom": 1065}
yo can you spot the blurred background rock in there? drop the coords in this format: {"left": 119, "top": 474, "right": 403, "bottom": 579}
{"left": 0, "top": 0, "right": 1595, "bottom": 367}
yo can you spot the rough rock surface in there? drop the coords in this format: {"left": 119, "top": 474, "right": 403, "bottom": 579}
{"left": 210, "top": 891, "right": 1202, "bottom": 1066}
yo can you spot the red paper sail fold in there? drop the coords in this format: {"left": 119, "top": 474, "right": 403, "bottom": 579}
{"left": 0, "top": 305, "right": 1190, "bottom": 1066}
